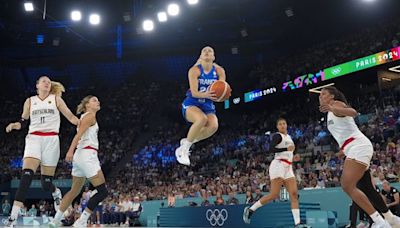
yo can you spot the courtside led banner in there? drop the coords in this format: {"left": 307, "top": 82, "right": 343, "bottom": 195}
{"left": 324, "top": 46, "right": 400, "bottom": 80}
{"left": 283, "top": 46, "right": 400, "bottom": 92}
{"left": 224, "top": 46, "right": 400, "bottom": 109}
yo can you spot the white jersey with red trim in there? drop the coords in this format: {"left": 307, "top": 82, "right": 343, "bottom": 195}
{"left": 77, "top": 112, "right": 99, "bottom": 150}
{"left": 327, "top": 111, "right": 369, "bottom": 149}
{"left": 274, "top": 133, "right": 294, "bottom": 162}
{"left": 29, "top": 94, "right": 60, "bottom": 133}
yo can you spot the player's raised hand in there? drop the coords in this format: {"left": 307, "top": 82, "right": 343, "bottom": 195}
{"left": 5, "top": 122, "right": 21, "bottom": 133}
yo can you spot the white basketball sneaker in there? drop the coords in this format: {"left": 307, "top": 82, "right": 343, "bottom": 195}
{"left": 175, "top": 138, "right": 191, "bottom": 166}
{"left": 175, "top": 147, "right": 191, "bottom": 166}
{"left": 387, "top": 215, "right": 400, "bottom": 227}
{"left": 52, "top": 188, "right": 62, "bottom": 212}
{"left": 48, "top": 219, "right": 62, "bottom": 228}
{"left": 371, "top": 220, "right": 392, "bottom": 228}
{"left": 72, "top": 218, "right": 87, "bottom": 227}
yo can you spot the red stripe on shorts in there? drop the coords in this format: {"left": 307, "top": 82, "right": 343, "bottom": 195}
{"left": 340, "top": 137, "right": 355, "bottom": 151}
{"left": 278, "top": 159, "right": 292, "bottom": 165}
{"left": 83, "top": 146, "right": 98, "bottom": 151}
{"left": 30, "top": 131, "right": 58, "bottom": 136}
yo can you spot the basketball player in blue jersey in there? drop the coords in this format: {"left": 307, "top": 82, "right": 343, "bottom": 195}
{"left": 175, "top": 46, "right": 227, "bottom": 166}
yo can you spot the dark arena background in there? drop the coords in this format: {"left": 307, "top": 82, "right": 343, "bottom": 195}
{"left": 1, "top": 0, "right": 400, "bottom": 227}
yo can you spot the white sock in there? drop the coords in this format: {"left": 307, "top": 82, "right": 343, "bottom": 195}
{"left": 183, "top": 139, "right": 193, "bottom": 148}
{"left": 370, "top": 211, "right": 385, "bottom": 224}
{"left": 383, "top": 210, "right": 394, "bottom": 219}
{"left": 80, "top": 210, "right": 91, "bottom": 222}
{"left": 10, "top": 204, "right": 21, "bottom": 220}
{"left": 52, "top": 188, "right": 59, "bottom": 196}
{"left": 292, "top": 209, "right": 300, "bottom": 225}
{"left": 53, "top": 210, "right": 64, "bottom": 223}
{"left": 249, "top": 201, "right": 263, "bottom": 211}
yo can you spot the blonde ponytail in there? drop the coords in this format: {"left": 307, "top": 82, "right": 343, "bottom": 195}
{"left": 50, "top": 81, "right": 65, "bottom": 97}
{"left": 77, "top": 95, "right": 94, "bottom": 114}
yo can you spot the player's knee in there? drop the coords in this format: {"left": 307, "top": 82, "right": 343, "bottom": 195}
{"left": 341, "top": 179, "right": 355, "bottom": 194}
{"left": 15, "top": 169, "right": 35, "bottom": 202}
{"left": 87, "top": 184, "right": 108, "bottom": 211}
{"left": 41, "top": 175, "right": 55, "bottom": 192}
{"left": 196, "top": 115, "right": 208, "bottom": 126}
{"left": 356, "top": 171, "right": 370, "bottom": 191}
{"left": 208, "top": 121, "right": 218, "bottom": 134}
{"left": 96, "top": 184, "right": 108, "bottom": 200}
{"left": 271, "top": 193, "right": 280, "bottom": 200}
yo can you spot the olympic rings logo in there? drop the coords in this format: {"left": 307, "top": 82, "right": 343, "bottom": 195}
{"left": 2, "top": 218, "right": 11, "bottom": 225}
{"left": 206, "top": 209, "right": 228, "bottom": 226}
{"left": 331, "top": 67, "right": 342, "bottom": 75}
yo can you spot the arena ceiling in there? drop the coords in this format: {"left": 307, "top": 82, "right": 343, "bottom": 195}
{"left": 0, "top": 0, "right": 399, "bottom": 59}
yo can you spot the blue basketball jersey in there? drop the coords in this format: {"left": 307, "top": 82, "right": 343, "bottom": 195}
{"left": 186, "top": 64, "right": 219, "bottom": 101}
{"left": 182, "top": 64, "right": 219, "bottom": 122}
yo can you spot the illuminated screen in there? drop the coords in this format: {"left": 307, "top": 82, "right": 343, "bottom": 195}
{"left": 324, "top": 47, "right": 400, "bottom": 80}
{"left": 224, "top": 46, "right": 400, "bottom": 109}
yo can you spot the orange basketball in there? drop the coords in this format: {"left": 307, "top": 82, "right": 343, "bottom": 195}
{"left": 209, "top": 80, "right": 232, "bottom": 102}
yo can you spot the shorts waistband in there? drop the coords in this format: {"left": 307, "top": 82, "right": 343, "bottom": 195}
{"left": 30, "top": 131, "right": 58, "bottom": 136}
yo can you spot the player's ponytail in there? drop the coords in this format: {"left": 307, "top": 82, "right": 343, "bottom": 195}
{"left": 323, "top": 86, "right": 349, "bottom": 106}
{"left": 36, "top": 76, "right": 65, "bottom": 96}
{"left": 50, "top": 81, "right": 65, "bottom": 97}
{"left": 77, "top": 95, "right": 94, "bottom": 115}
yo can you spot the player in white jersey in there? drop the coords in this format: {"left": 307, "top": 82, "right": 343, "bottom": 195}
{"left": 243, "top": 118, "right": 303, "bottom": 227}
{"left": 319, "top": 86, "right": 391, "bottom": 228}
{"left": 49, "top": 95, "right": 108, "bottom": 228}
{"left": 4, "top": 76, "right": 79, "bottom": 227}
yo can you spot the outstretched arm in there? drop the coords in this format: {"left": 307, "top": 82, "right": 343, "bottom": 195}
{"left": 320, "top": 101, "right": 357, "bottom": 117}
{"left": 5, "top": 98, "right": 30, "bottom": 132}
{"left": 56, "top": 96, "right": 79, "bottom": 125}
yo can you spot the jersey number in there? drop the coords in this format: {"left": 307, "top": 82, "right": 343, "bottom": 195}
{"left": 199, "top": 87, "right": 207, "bottom": 93}
{"left": 40, "top": 117, "right": 45, "bottom": 124}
